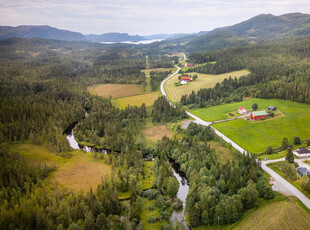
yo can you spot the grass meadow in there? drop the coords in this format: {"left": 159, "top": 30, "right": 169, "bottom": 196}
{"left": 13, "top": 144, "right": 112, "bottom": 192}
{"left": 87, "top": 83, "right": 143, "bottom": 98}
{"left": 191, "top": 99, "right": 310, "bottom": 153}
{"left": 116, "top": 91, "right": 161, "bottom": 108}
{"left": 164, "top": 69, "right": 250, "bottom": 102}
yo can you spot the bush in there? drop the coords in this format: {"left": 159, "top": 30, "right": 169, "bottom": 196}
{"left": 294, "top": 136, "right": 301, "bottom": 145}
{"left": 252, "top": 103, "right": 258, "bottom": 110}
{"left": 266, "top": 146, "right": 273, "bottom": 155}
{"left": 229, "top": 112, "right": 234, "bottom": 116}
{"left": 143, "top": 189, "right": 160, "bottom": 200}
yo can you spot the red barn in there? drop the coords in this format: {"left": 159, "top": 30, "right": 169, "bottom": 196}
{"left": 185, "top": 63, "right": 194, "bottom": 67}
{"left": 180, "top": 76, "right": 191, "bottom": 81}
{"left": 250, "top": 111, "right": 267, "bottom": 121}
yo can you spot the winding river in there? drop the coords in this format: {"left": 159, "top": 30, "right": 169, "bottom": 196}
{"left": 65, "top": 119, "right": 190, "bottom": 228}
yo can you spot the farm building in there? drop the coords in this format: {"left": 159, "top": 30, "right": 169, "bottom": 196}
{"left": 179, "top": 76, "right": 192, "bottom": 85}
{"left": 293, "top": 147, "right": 310, "bottom": 158}
{"left": 250, "top": 111, "right": 267, "bottom": 120}
{"left": 297, "top": 167, "right": 310, "bottom": 177}
{"left": 268, "top": 106, "right": 277, "bottom": 111}
{"left": 238, "top": 106, "right": 247, "bottom": 115}
{"left": 185, "top": 63, "right": 194, "bottom": 67}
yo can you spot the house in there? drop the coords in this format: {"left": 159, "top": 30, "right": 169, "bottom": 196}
{"left": 250, "top": 111, "right": 267, "bottom": 120}
{"left": 180, "top": 80, "right": 188, "bottom": 85}
{"left": 238, "top": 106, "right": 247, "bottom": 115}
{"left": 180, "top": 76, "right": 192, "bottom": 81}
{"left": 293, "top": 147, "right": 310, "bottom": 158}
{"left": 268, "top": 106, "right": 276, "bottom": 111}
{"left": 185, "top": 63, "right": 194, "bottom": 67}
{"left": 297, "top": 167, "right": 310, "bottom": 177}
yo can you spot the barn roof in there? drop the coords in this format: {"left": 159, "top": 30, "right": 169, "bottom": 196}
{"left": 238, "top": 106, "right": 245, "bottom": 110}
{"left": 252, "top": 111, "right": 267, "bottom": 116}
{"left": 180, "top": 76, "right": 191, "bottom": 80}
{"left": 295, "top": 147, "right": 310, "bottom": 154}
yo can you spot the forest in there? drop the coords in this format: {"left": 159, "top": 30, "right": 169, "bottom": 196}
{"left": 181, "top": 35, "right": 310, "bottom": 107}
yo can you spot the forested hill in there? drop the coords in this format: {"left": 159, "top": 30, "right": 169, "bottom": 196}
{"left": 85, "top": 33, "right": 146, "bottom": 42}
{"left": 181, "top": 35, "right": 310, "bottom": 107}
{"left": 158, "top": 13, "right": 310, "bottom": 53}
{"left": 0, "top": 25, "right": 86, "bottom": 41}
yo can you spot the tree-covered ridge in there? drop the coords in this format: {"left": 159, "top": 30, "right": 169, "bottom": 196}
{"left": 181, "top": 35, "right": 310, "bottom": 107}
{"left": 75, "top": 98, "right": 146, "bottom": 151}
{"left": 150, "top": 70, "right": 171, "bottom": 91}
{"left": 152, "top": 96, "right": 188, "bottom": 123}
{"left": 158, "top": 123, "right": 273, "bottom": 227}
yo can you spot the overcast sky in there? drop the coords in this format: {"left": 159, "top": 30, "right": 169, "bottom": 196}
{"left": 0, "top": 0, "right": 309, "bottom": 35}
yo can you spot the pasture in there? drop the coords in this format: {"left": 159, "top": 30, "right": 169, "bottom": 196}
{"left": 164, "top": 69, "right": 250, "bottom": 102}
{"left": 87, "top": 83, "right": 143, "bottom": 98}
{"left": 207, "top": 99, "right": 310, "bottom": 153}
{"left": 116, "top": 91, "right": 161, "bottom": 108}
{"left": 13, "top": 144, "right": 112, "bottom": 192}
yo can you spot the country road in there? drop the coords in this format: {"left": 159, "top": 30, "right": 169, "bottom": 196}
{"left": 160, "top": 65, "right": 310, "bottom": 210}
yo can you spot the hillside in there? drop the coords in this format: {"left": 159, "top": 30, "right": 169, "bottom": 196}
{"left": 85, "top": 32, "right": 146, "bottom": 42}
{"left": 0, "top": 25, "right": 86, "bottom": 41}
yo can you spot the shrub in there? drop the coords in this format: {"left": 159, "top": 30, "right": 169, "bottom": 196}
{"left": 294, "top": 136, "right": 301, "bottom": 145}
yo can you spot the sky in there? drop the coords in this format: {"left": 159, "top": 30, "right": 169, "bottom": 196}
{"left": 0, "top": 0, "right": 309, "bottom": 35}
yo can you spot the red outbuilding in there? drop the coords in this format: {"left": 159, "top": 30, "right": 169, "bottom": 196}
{"left": 250, "top": 111, "right": 267, "bottom": 121}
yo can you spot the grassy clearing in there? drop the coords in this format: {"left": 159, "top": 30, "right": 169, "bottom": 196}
{"left": 257, "top": 149, "right": 287, "bottom": 160}
{"left": 140, "top": 198, "right": 169, "bottom": 230}
{"left": 142, "top": 161, "right": 157, "bottom": 190}
{"left": 209, "top": 141, "right": 233, "bottom": 164}
{"left": 267, "top": 161, "right": 310, "bottom": 199}
{"left": 165, "top": 69, "right": 250, "bottom": 102}
{"left": 232, "top": 199, "right": 310, "bottom": 230}
{"left": 87, "top": 83, "right": 143, "bottom": 98}
{"left": 13, "top": 144, "right": 112, "bottom": 192}
{"left": 116, "top": 91, "right": 161, "bottom": 109}
{"left": 143, "top": 124, "right": 173, "bottom": 142}
{"left": 198, "top": 99, "right": 310, "bottom": 153}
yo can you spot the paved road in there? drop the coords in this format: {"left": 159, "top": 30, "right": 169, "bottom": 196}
{"left": 160, "top": 67, "right": 310, "bottom": 210}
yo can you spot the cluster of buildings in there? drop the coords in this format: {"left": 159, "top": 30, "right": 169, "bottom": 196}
{"left": 238, "top": 106, "right": 277, "bottom": 121}
{"left": 180, "top": 76, "right": 192, "bottom": 85}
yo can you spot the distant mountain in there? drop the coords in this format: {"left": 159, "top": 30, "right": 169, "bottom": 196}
{"left": 163, "top": 13, "right": 310, "bottom": 53}
{"left": 0, "top": 25, "right": 86, "bottom": 41}
{"left": 143, "top": 33, "right": 189, "bottom": 40}
{"left": 85, "top": 33, "right": 146, "bottom": 42}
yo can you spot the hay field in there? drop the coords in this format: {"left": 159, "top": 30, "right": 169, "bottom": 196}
{"left": 232, "top": 200, "right": 310, "bottom": 230}
{"left": 87, "top": 83, "right": 143, "bottom": 98}
{"left": 165, "top": 69, "right": 250, "bottom": 102}
{"left": 141, "top": 67, "right": 175, "bottom": 77}
{"left": 14, "top": 144, "right": 112, "bottom": 192}
{"left": 116, "top": 91, "right": 161, "bottom": 108}
{"left": 143, "top": 124, "right": 173, "bottom": 141}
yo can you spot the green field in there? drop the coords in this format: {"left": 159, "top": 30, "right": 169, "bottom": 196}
{"left": 165, "top": 69, "right": 250, "bottom": 102}
{"left": 191, "top": 99, "right": 310, "bottom": 153}
{"left": 116, "top": 91, "right": 161, "bottom": 108}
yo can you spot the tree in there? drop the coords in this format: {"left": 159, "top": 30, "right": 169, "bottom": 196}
{"left": 193, "top": 75, "right": 198, "bottom": 81}
{"left": 266, "top": 146, "right": 273, "bottom": 155}
{"left": 282, "top": 138, "right": 289, "bottom": 150}
{"left": 285, "top": 149, "right": 294, "bottom": 163}
{"left": 294, "top": 136, "right": 301, "bottom": 145}
{"left": 252, "top": 103, "right": 258, "bottom": 110}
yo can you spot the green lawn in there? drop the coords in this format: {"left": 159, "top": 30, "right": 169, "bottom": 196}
{"left": 195, "top": 99, "right": 310, "bottom": 153}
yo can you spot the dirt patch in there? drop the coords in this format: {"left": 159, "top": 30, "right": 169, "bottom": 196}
{"left": 88, "top": 84, "right": 143, "bottom": 98}
{"left": 54, "top": 161, "right": 111, "bottom": 192}
{"left": 181, "top": 120, "right": 194, "bottom": 129}
{"left": 143, "top": 125, "right": 173, "bottom": 141}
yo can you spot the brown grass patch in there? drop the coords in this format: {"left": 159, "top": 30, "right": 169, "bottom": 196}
{"left": 116, "top": 91, "right": 161, "bottom": 109}
{"left": 209, "top": 141, "right": 233, "bottom": 164}
{"left": 143, "top": 125, "right": 173, "bottom": 141}
{"left": 54, "top": 160, "right": 111, "bottom": 192}
{"left": 88, "top": 84, "right": 143, "bottom": 98}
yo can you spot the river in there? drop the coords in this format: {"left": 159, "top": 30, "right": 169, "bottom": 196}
{"left": 65, "top": 118, "right": 190, "bottom": 228}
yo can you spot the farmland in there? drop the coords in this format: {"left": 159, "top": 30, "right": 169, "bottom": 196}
{"left": 87, "top": 83, "right": 143, "bottom": 98}
{"left": 164, "top": 69, "right": 250, "bottom": 102}
{"left": 116, "top": 91, "right": 161, "bottom": 108}
{"left": 13, "top": 144, "right": 112, "bottom": 192}
{"left": 198, "top": 99, "right": 310, "bottom": 153}
{"left": 141, "top": 67, "right": 175, "bottom": 77}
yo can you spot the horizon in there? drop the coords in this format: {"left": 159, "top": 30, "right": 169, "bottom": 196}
{"left": 0, "top": 0, "right": 309, "bottom": 35}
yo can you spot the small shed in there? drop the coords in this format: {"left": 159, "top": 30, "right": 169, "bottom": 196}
{"left": 268, "top": 106, "right": 276, "bottom": 111}
{"left": 250, "top": 111, "right": 267, "bottom": 121}
{"left": 185, "top": 63, "right": 194, "bottom": 67}
{"left": 297, "top": 167, "right": 310, "bottom": 177}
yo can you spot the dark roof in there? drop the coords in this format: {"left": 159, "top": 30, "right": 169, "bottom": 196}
{"left": 295, "top": 147, "right": 310, "bottom": 154}
{"left": 268, "top": 106, "right": 276, "bottom": 110}
{"left": 297, "top": 167, "right": 310, "bottom": 175}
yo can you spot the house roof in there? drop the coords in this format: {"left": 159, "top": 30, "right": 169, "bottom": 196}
{"left": 238, "top": 106, "right": 245, "bottom": 110}
{"left": 268, "top": 106, "right": 276, "bottom": 109}
{"left": 297, "top": 167, "right": 310, "bottom": 175}
{"left": 251, "top": 111, "right": 267, "bottom": 116}
{"left": 295, "top": 147, "right": 310, "bottom": 154}
{"left": 180, "top": 76, "right": 191, "bottom": 80}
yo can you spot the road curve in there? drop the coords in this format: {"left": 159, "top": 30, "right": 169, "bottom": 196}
{"left": 160, "top": 66, "right": 310, "bottom": 210}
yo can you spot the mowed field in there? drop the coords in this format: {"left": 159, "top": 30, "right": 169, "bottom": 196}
{"left": 88, "top": 83, "right": 143, "bottom": 98}
{"left": 165, "top": 69, "right": 250, "bottom": 102}
{"left": 143, "top": 124, "right": 173, "bottom": 141}
{"left": 232, "top": 200, "right": 310, "bottom": 230}
{"left": 194, "top": 99, "right": 310, "bottom": 153}
{"left": 117, "top": 91, "right": 161, "bottom": 109}
{"left": 14, "top": 144, "right": 112, "bottom": 192}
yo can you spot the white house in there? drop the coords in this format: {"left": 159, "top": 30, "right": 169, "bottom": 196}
{"left": 180, "top": 80, "right": 188, "bottom": 85}
{"left": 238, "top": 106, "right": 247, "bottom": 115}
{"left": 293, "top": 147, "right": 310, "bottom": 158}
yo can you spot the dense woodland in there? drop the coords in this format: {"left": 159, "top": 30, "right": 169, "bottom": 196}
{"left": 158, "top": 123, "right": 273, "bottom": 227}
{"left": 181, "top": 35, "right": 310, "bottom": 107}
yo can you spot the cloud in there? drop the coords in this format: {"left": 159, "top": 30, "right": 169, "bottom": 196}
{"left": 0, "top": 0, "right": 309, "bottom": 34}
